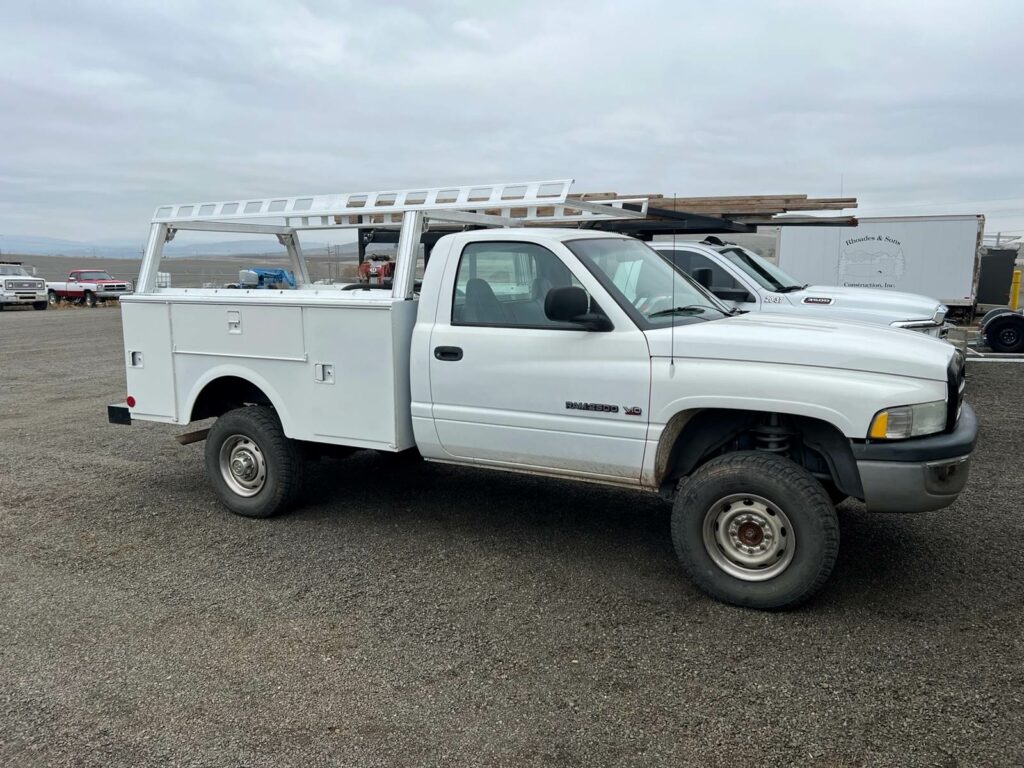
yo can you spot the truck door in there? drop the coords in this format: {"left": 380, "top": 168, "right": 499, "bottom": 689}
{"left": 427, "top": 240, "right": 651, "bottom": 482}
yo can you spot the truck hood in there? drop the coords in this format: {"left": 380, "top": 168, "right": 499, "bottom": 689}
{"left": 644, "top": 312, "right": 953, "bottom": 381}
{"left": 783, "top": 285, "right": 943, "bottom": 323}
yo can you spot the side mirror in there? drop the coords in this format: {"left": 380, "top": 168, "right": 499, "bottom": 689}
{"left": 544, "top": 286, "right": 612, "bottom": 331}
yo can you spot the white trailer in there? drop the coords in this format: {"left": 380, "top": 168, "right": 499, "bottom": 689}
{"left": 109, "top": 180, "right": 977, "bottom": 610}
{"left": 776, "top": 215, "right": 984, "bottom": 315}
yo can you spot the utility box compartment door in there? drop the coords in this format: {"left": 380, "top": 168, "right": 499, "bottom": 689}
{"left": 170, "top": 304, "right": 305, "bottom": 361}
{"left": 121, "top": 301, "right": 176, "bottom": 421}
{"left": 302, "top": 301, "right": 416, "bottom": 450}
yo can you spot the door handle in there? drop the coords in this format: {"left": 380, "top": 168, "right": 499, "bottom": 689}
{"left": 434, "top": 346, "right": 463, "bottom": 361}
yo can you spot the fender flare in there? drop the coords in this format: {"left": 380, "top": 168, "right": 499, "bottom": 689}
{"left": 183, "top": 365, "right": 297, "bottom": 438}
{"left": 979, "top": 307, "right": 1018, "bottom": 331}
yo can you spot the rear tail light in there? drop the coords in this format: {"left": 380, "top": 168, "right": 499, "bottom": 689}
{"left": 126, "top": 396, "right": 136, "bottom": 408}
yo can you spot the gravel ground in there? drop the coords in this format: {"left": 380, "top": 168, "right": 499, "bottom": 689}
{"left": 1, "top": 307, "right": 1022, "bottom": 767}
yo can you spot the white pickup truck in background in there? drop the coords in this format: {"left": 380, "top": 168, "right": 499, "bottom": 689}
{"left": 652, "top": 237, "right": 949, "bottom": 336}
{"left": 0, "top": 262, "right": 48, "bottom": 311}
{"left": 108, "top": 180, "right": 977, "bottom": 610}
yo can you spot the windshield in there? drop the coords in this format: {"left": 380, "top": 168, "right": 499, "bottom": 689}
{"left": 0, "top": 265, "right": 30, "bottom": 276}
{"left": 566, "top": 238, "right": 730, "bottom": 325}
{"left": 77, "top": 271, "right": 114, "bottom": 280}
{"left": 718, "top": 247, "right": 803, "bottom": 292}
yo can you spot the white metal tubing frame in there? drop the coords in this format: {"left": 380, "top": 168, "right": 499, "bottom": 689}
{"left": 392, "top": 211, "right": 424, "bottom": 300}
{"left": 152, "top": 180, "right": 576, "bottom": 227}
{"left": 135, "top": 179, "right": 652, "bottom": 296}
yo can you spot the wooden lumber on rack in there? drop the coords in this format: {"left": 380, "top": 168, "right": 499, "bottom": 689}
{"left": 572, "top": 192, "right": 857, "bottom": 219}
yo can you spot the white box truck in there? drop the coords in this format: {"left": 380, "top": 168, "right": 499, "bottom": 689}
{"left": 776, "top": 215, "right": 984, "bottom": 319}
{"left": 108, "top": 180, "right": 976, "bottom": 610}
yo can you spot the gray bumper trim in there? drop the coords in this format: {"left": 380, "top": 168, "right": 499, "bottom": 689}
{"left": 857, "top": 454, "right": 971, "bottom": 513}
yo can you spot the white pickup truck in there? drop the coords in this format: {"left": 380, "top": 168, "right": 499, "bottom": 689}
{"left": 652, "top": 238, "right": 949, "bottom": 337}
{"left": 109, "top": 180, "right": 976, "bottom": 609}
{"left": 0, "top": 262, "right": 48, "bottom": 310}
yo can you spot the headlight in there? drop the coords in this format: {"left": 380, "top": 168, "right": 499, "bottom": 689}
{"left": 868, "top": 400, "right": 947, "bottom": 439}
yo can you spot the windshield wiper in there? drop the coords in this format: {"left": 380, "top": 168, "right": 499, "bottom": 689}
{"left": 649, "top": 305, "right": 719, "bottom": 318}
{"left": 774, "top": 284, "right": 807, "bottom": 294}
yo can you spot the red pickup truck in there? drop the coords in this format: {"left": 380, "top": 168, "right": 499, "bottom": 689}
{"left": 47, "top": 270, "right": 133, "bottom": 306}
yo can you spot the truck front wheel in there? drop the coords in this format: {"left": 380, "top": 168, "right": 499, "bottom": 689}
{"left": 83, "top": 291, "right": 96, "bottom": 307}
{"left": 204, "top": 406, "right": 304, "bottom": 518}
{"left": 671, "top": 451, "right": 839, "bottom": 610}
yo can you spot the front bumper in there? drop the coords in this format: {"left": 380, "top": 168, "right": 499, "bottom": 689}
{"left": 851, "top": 402, "right": 977, "bottom": 512}
{"left": 0, "top": 290, "right": 47, "bottom": 305}
{"left": 95, "top": 290, "right": 132, "bottom": 300}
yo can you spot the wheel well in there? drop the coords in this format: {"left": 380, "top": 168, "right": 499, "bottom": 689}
{"left": 656, "top": 408, "right": 863, "bottom": 500}
{"left": 190, "top": 376, "right": 273, "bottom": 422}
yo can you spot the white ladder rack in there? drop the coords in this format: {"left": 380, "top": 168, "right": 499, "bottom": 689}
{"left": 152, "top": 179, "right": 649, "bottom": 229}
{"left": 137, "top": 179, "right": 652, "bottom": 297}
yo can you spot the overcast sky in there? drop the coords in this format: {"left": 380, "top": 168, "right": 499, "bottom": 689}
{"left": 1, "top": 0, "right": 1022, "bottom": 243}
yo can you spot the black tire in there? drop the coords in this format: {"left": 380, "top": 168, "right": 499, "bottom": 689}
{"left": 48, "top": 291, "right": 60, "bottom": 306}
{"left": 204, "top": 406, "right": 304, "bottom": 518}
{"left": 985, "top": 315, "right": 1024, "bottom": 353}
{"left": 671, "top": 451, "right": 839, "bottom": 610}
{"left": 83, "top": 291, "right": 96, "bottom": 307}
{"left": 33, "top": 301, "right": 47, "bottom": 311}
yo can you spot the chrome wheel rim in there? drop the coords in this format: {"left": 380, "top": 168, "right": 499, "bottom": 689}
{"left": 702, "top": 493, "right": 795, "bottom": 581}
{"left": 219, "top": 434, "right": 267, "bottom": 497}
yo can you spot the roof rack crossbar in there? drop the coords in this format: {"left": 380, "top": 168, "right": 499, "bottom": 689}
{"left": 151, "top": 180, "right": 654, "bottom": 228}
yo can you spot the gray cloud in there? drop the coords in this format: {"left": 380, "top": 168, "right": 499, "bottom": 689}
{"left": 1, "top": 0, "right": 1022, "bottom": 241}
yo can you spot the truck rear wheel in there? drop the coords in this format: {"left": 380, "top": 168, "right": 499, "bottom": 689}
{"left": 48, "top": 291, "right": 60, "bottom": 305}
{"left": 671, "top": 451, "right": 839, "bottom": 610}
{"left": 204, "top": 406, "right": 303, "bottom": 518}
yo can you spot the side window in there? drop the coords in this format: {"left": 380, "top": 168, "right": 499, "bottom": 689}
{"left": 452, "top": 241, "right": 585, "bottom": 328}
{"left": 666, "top": 250, "right": 742, "bottom": 291}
